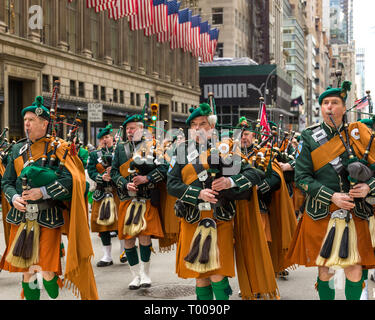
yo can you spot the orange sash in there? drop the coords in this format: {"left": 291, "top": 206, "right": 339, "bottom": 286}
{"left": 311, "top": 122, "right": 375, "bottom": 172}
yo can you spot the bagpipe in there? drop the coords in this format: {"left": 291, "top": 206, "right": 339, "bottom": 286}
{"left": 0, "top": 127, "right": 16, "bottom": 163}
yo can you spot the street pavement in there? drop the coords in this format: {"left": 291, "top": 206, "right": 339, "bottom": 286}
{"left": 0, "top": 209, "right": 374, "bottom": 301}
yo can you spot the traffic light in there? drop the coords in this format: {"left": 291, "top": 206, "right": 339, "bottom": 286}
{"left": 150, "top": 103, "right": 158, "bottom": 122}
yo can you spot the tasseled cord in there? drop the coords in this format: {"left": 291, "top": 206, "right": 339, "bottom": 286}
{"left": 319, "top": 221, "right": 336, "bottom": 259}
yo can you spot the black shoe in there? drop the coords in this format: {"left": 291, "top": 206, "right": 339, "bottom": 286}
{"left": 97, "top": 260, "right": 113, "bottom": 267}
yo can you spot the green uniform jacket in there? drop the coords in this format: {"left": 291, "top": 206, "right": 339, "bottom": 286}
{"left": 110, "top": 140, "right": 168, "bottom": 201}
{"left": 167, "top": 140, "right": 263, "bottom": 221}
{"left": 2, "top": 139, "right": 73, "bottom": 228}
{"left": 87, "top": 146, "right": 116, "bottom": 201}
{"left": 78, "top": 147, "right": 89, "bottom": 169}
{"left": 295, "top": 121, "right": 375, "bottom": 220}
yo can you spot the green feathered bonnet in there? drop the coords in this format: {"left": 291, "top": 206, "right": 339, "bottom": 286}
{"left": 359, "top": 118, "right": 373, "bottom": 129}
{"left": 186, "top": 103, "right": 213, "bottom": 125}
{"left": 21, "top": 96, "right": 50, "bottom": 120}
{"left": 268, "top": 121, "right": 277, "bottom": 129}
{"left": 97, "top": 124, "right": 113, "bottom": 140}
{"left": 318, "top": 80, "right": 352, "bottom": 105}
{"left": 122, "top": 114, "right": 144, "bottom": 127}
{"left": 237, "top": 116, "right": 253, "bottom": 132}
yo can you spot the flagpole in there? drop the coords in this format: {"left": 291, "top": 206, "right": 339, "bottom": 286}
{"left": 367, "top": 90, "right": 373, "bottom": 114}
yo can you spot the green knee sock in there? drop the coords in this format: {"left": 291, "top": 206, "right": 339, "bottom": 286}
{"left": 43, "top": 276, "right": 59, "bottom": 299}
{"left": 196, "top": 285, "right": 213, "bottom": 300}
{"left": 211, "top": 277, "right": 232, "bottom": 300}
{"left": 316, "top": 277, "right": 335, "bottom": 300}
{"left": 125, "top": 246, "right": 139, "bottom": 266}
{"left": 22, "top": 280, "right": 40, "bottom": 300}
{"left": 99, "top": 231, "right": 112, "bottom": 246}
{"left": 345, "top": 277, "right": 364, "bottom": 300}
{"left": 139, "top": 244, "right": 152, "bottom": 263}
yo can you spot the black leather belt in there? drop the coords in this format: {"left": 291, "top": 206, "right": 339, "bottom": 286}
{"left": 25, "top": 200, "right": 61, "bottom": 213}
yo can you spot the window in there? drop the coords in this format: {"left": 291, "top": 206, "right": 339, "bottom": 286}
{"left": 67, "top": 1, "right": 78, "bottom": 53}
{"left": 113, "top": 89, "right": 118, "bottom": 103}
{"left": 79, "top": 82, "right": 85, "bottom": 98}
{"left": 42, "top": 0, "right": 52, "bottom": 45}
{"left": 70, "top": 80, "right": 76, "bottom": 96}
{"left": 130, "top": 92, "right": 135, "bottom": 105}
{"left": 128, "top": 29, "right": 135, "bottom": 70}
{"left": 53, "top": 76, "right": 60, "bottom": 84}
{"left": 212, "top": 8, "right": 223, "bottom": 25}
{"left": 93, "top": 85, "right": 99, "bottom": 100}
{"left": 90, "top": 10, "right": 100, "bottom": 59}
{"left": 136, "top": 93, "right": 141, "bottom": 107}
{"left": 42, "top": 75, "right": 50, "bottom": 92}
{"left": 216, "top": 43, "right": 224, "bottom": 58}
{"left": 110, "top": 20, "right": 119, "bottom": 65}
{"left": 283, "top": 41, "right": 292, "bottom": 49}
{"left": 216, "top": 105, "right": 239, "bottom": 126}
{"left": 120, "top": 90, "right": 124, "bottom": 104}
{"left": 101, "top": 86, "right": 106, "bottom": 101}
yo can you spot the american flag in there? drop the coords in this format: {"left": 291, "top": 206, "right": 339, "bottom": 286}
{"left": 189, "top": 14, "right": 201, "bottom": 55}
{"left": 144, "top": 0, "right": 168, "bottom": 36}
{"left": 354, "top": 96, "right": 369, "bottom": 110}
{"left": 170, "top": 8, "right": 191, "bottom": 50}
{"left": 108, "top": 0, "right": 137, "bottom": 19}
{"left": 208, "top": 28, "right": 219, "bottom": 61}
{"left": 156, "top": 0, "right": 180, "bottom": 43}
{"left": 199, "top": 21, "right": 211, "bottom": 62}
{"left": 86, "top": 0, "right": 113, "bottom": 11}
{"left": 128, "top": 0, "right": 153, "bottom": 30}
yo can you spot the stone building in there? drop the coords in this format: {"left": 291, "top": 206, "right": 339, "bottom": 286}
{"left": 0, "top": 0, "right": 200, "bottom": 144}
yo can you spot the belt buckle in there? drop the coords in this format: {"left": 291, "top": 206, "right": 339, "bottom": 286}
{"left": 331, "top": 209, "right": 352, "bottom": 220}
{"left": 198, "top": 202, "right": 211, "bottom": 211}
{"left": 25, "top": 204, "right": 38, "bottom": 221}
{"left": 26, "top": 204, "right": 38, "bottom": 214}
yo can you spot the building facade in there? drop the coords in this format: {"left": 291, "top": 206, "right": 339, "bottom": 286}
{"left": 0, "top": 0, "right": 200, "bottom": 144}
{"left": 196, "top": 0, "right": 269, "bottom": 64}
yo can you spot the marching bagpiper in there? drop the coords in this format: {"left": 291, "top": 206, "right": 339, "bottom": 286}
{"left": 0, "top": 128, "right": 13, "bottom": 251}
{"left": 286, "top": 81, "right": 375, "bottom": 300}
{"left": 0, "top": 88, "right": 98, "bottom": 300}
{"left": 238, "top": 116, "right": 297, "bottom": 279}
{"left": 88, "top": 124, "right": 127, "bottom": 267}
{"left": 111, "top": 112, "right": 167, "bottom": 290}
{"left": 167, "top": 102, "right": 263, "bottom": 300}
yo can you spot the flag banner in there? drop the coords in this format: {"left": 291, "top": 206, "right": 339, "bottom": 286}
{"left": 128, "top": 0, "right": 153, "bottom": 30}
{"left": 355, "top": 96, "right": 369, "bottom": 110}
{"left": 259, "top": 103, "right": 271, "bottom": 139}
{"left": 182, "top": 9, "right": 192, "bottom": 52}
{"left": 208, "top": 28, "right": 219, "bottom": 62}
{"left": 156, "top": 0, "right": 180, "bottom": 43}
{"left": 190, "top": 15, "right": 201, "bottom": 56}
{"left": 170, "top": 8, "right": 190, "bottom": 50}
{"left": 109, "top": 0, "right": 137, "bottom": 19}
{"left": 144, "top": 0, "right": 168, "bottom": 36}
{"left": 96, "top": 1, "right": 116, "bottom": 13}
{"left": 199, "top": 21, "right": 211, "bottom": 63}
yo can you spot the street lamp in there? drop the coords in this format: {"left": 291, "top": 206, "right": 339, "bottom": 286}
{"left": 263, "top": 66, "right": 277, "bottom": 107}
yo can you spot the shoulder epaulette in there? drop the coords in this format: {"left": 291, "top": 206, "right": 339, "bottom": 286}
{"left": 305, "top": 123, "right": 320, "bottom": 131}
